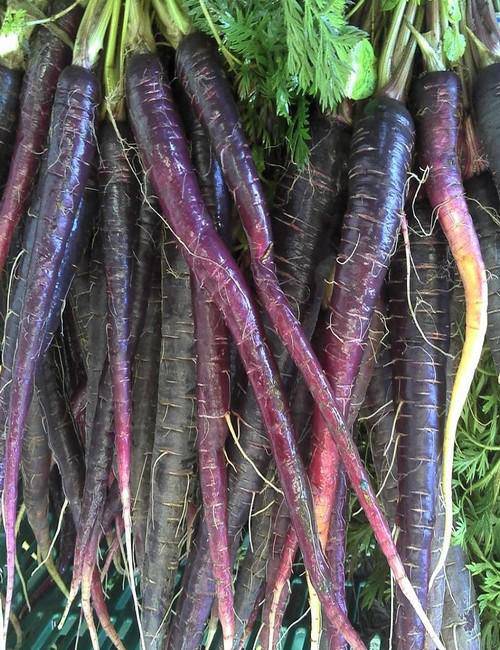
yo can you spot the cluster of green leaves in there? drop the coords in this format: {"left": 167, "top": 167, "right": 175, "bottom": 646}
{"left": 182, "top": 0, "right": 376, "bottom": 165}
{"left": 452, "top": 349, "right": 500, "bottom": 648}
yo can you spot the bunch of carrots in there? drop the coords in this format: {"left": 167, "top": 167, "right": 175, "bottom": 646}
{"left": 0, "top": 0, "right": 497, "bottom": 648}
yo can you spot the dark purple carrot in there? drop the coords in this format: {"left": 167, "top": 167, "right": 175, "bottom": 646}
{"left": 126, "top": 51, "right": 365, "bottom": 650}
{"left": 265, "top": 304, "right": 387, "bottom": 650}
{"left": 413, "top": 70, "right": 488, "bottom": 586}
{"left": 362, "top": 340, "right": 398, "bottom": 525}
{"left": 464, "top": 172, "right": 500, "bottom": 374}
{"left": 174, "top": 34, "right": 443, "bottom": 646}
{"left": 140, "top": 223, "right": 197, "bottom": 647}
{"left": 0, "top": 1, "right": 103, "bottom": 623}
{"left": 0, "top": 172, "right": 94, "bottom": 492}
{"left": 98, "top": 119, "right": 140, "bottom": 630}
{"left": 167, "top": 108, "right": 351, "bottom": 650}
{"left": 388, "top": 201, "right": 450, "bottom": 648}
{"left": 37, "top": 347, "right": 85, "bottom": 522}
{"left": 186, "top": 104, "right": 234, "bottom": 647}
{"left": 21, "top": 392, "right": 68, "bottom": 596}
{"left": 0, "top": 0, "right": 82, "bottom": 270}
{"left": 131, "top": 266, "right": 161, "bottom": 569}
{"left": 441, "top": 545, "right": 481, "bottom": 649}
{"left": 469, "top": 0, "right": 500, "bottom": 197}
{"left": 0, "top": 64, "right": 22, "bottom": 187}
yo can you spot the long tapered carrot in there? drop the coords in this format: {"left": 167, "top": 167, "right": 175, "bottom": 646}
{"left": 174, "top": 33, "right": 443, "bottom": 646}
{"left": 126, "top": 50, "right": 365, "bottom": 650}
{"left": 0, "top": 0, "right": 83, "bottom": 270}
{"left": 413, "top": 71, "right": 488, "bottom": 588}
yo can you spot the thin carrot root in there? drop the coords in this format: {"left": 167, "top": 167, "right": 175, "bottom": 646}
{"left": 306, "top": 575, "right": 322, "bottom": 650}
{"left": 81, "top": 566, "right": 100, "bottom": 650}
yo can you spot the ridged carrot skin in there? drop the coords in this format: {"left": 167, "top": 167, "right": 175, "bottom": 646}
{"left": 362, "top": 341, "right": 398, "bottom": 525}
{"left": 37, "top": 351, "right": 85, "bottom": 521}
{"left": 0, "top": 64, "right": 22, "bottom": 186}
{"left": 441, "top": 545, "right": 481, "bottom": 649}
{"left": 0, "top": 3, "right": 83, "bottom": 270}
{"left": 127, "top": 52, "right": 365, "bottom": 650}
{"left": 140, "top": 223, "right": 197, "bottom": 648}
{"left": 21, "top": 395, "right": 52, "bottom": 561}
{"left": 1, "top": 64, "right": 99, "bottom": 630}
{"left": 99, "top": 119, "right": 137, "bottom": 599}
{"left": 413, "top": 71, "right": 488, "bottom": 587}
{"left": 261, "top": 93, "right": 415, "bottom": 650}
{"left": 0, "top": 175, "right": 94, "bottom": 493}
{"left": 131, "top": 268, "right": 161, "bottom": 569}
{"left": 389, "top": 202, "right": 450, "bottom": 649}
{"left": 473, "top": 63, "right": 500, "bottom": 197}
{"left": 464, "top": 173, "right": 500, "bottom": 374}
{"left": 174, "top": 36, "right": 443, "bottom": 648}
{"left": 168, "top": 111, "right": 351, "bottom": 650}
{"left": 188, "top": 111, "right": 234, "bottom": 648}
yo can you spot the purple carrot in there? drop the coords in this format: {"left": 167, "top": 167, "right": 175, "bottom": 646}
{"left": 187, "top": 106, "right": 234, "bottom": 648}
{"left": 167, "top": 109, "right": 351, "bottom": 650}
{"left": 0, "top": 63, "right": 22, "bottom": 187}
{"left": 388, "top": 201, "right": 450, "bottom": 648}
{"left": 140, "top": 223, "right": 197, "bottom": 647}
{"left": 1, "top": 62, "right": 99, "bottom": 631}
{"left": 0, "top": 1, "right": 82, "bottom": 270}
{"left": 174, "top": 34, "right": 442, "bottom": 646}
{"left": 131, "top": 266, "right": 161, "bottom": 569}
{"left": 126, "top": 51, "right": 365, "bottom": 650}
{"left": 412, "top": 70, "right": 488, "bottom": 587}
{"left": 99, "top": 120, "right": 139, "bottom": 627}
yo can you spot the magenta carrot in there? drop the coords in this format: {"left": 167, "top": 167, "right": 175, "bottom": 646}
{"left": 0, "top": 0, "right": 82, "bottom": 270}
{"left": 126, "top": 50, "right": 364, "bottom": 649}
{"left": 167, "top": 108, "right": 352, "bottom": 650}
{"left": 412, "top": 70, "right": 488, "bottom": 587}
{"left": 187, "top": 108, "right": 234, "bottom": 648}
{"left": 0, "top": 0, "right": 109, "bottom": 634}
{"left": 174, "top": 34, "right": 442, "bottom": 646}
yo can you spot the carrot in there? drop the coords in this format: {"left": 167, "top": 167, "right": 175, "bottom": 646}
{"left": 464, "top": 172, "right": 500, "bottom": 374}
{"left": 140, "top": 222, "right": 197, "bottom": 648}
{"left": 1, "top": 4, "right": 112, "bottom": 636}
{"left": 265, "top": 304, "right": 387, "bottom": 650}
{"left": 441, "top": 545, "right": 481, "bottom": 649}
{"left": 187, "top": 109, "right": 234, "bottom": 648}
{"left": 21, "top": 393, "right": 68, "bottom": 596}
{"left": 413, "top": 70, "right": 488, "bottom": 587}
{"left": 166, "top": 108, "right": 351, "bottom": 650}
{"left": 0, "top": 0, "right": 82, "bottom": 270}
{"left": 362, "top": 341, "right": 398, "bottom": 525}
{"left": 174, "top": 34, "right": 442, "bottom": 646}
{"left": 0, "top": 168, "right": 94, "bottom": 494}
{"left": 131, "top": 267, "right": 161, "bottom": 570}
{"left": 98, "top": 119, "right": 139, "bottom": 638}
{"left": 388, "top": 200, "right": 450, "bottom": 647}
{"left": 127, "top": 51, "right": 365, "bottom": 650}
{"left": 37, "top": 348, "right": 85, "bottom": 522}
{"left": 0, "top": 64, "right": 22, "bottom": 187}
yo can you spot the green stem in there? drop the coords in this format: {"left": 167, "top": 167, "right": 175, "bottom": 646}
{"left": 104, "top": 0, "right": 122, "bottom": 119}
{"left": 393, "top": 0, "right": 418, "bottom": 70}
{"left": 378, "top": 0, "right": 407, "bottom": 89}
{"left": 125, "top": 0, "right": 155, "bottom": 53}
{"left": 26, "top": 0, "right": 83, "bottom": 25}
{"left": 407, "top": 19, "right": 445, "bottom": 71}
{"left": 73, "top": 0, "right": 114, "bottom": 69}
